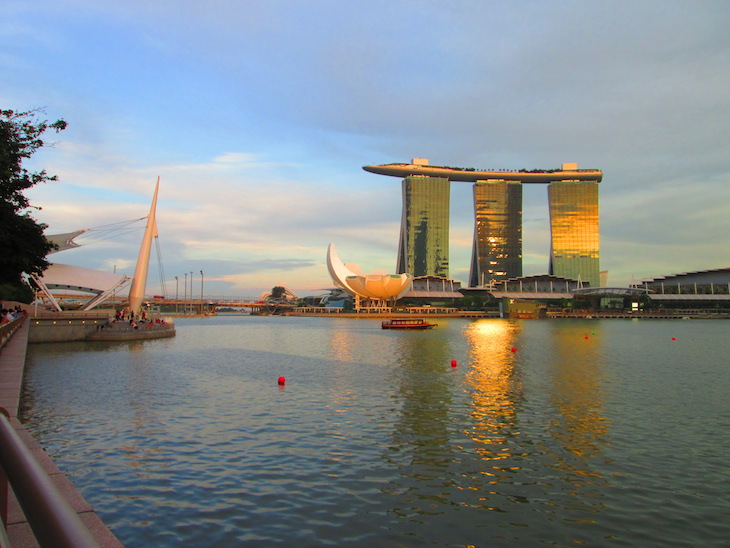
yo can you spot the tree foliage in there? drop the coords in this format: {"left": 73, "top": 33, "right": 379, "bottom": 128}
{"left": 0, "top": 108, "right": 67, "bottom": 292}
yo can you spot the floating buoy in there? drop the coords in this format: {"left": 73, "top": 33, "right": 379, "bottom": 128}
{"left": 277, "top": 376, "right": 286, "bottom": 385}
{"left": 510, "top": 347, "right": 517, "bottom": 353}
{"left": 450, "top": 360, "right": 457, "bottom": 368}
{"left": 672, "top": 337, "right": 676, "bottom": 341}
{"left": 585, "top": 335, "right": 589, "bottom": 339}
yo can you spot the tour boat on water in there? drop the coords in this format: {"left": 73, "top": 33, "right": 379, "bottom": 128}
{"left": 381, "top": 318, "right": 437, "bottom": 330}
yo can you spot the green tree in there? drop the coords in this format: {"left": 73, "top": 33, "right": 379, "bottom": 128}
{"left": 0, "top": 109, "right": 67, "bottom": 301}
{"left": 271, "top": 286, "right": 286, "bottom": 300}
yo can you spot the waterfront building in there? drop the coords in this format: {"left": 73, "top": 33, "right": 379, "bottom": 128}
{"left": 547, "top": 180, "right": 600, "bottom": 288}
{"left": 396, "top": 172, "right": 451, "bottom": 278}
{"left": 363, "top": 159, "right": 603, "bottom": 287}
{"left": 632, "top": 268, "right": 730, "bottom": 307}
{"left": 470, "top": 180, "right": 523, "bottom": 286}
{"left": 326, "top": 244, "right": 413, "bottom": 309}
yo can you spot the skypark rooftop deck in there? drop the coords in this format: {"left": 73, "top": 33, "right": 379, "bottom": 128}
{"left": 363, "top": 162, "right": 603, "bottom": 183}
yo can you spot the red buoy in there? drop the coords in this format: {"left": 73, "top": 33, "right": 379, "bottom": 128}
{"left": 672, "top": 337, "right": 676, "bottom": 341}
{"left": 450, "top": 360, "right": 457, "bottom": 368}
{"left": 277, "top": 376, "right": 286, "bottom": 385}
{"left": 510, "top": 347, "right": 517, "bottom": 353}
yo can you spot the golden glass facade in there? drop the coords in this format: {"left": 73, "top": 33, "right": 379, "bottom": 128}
{"left": 397, "top": 176, "right": 450, "bottom": 277}
{"left": 470, "top": 181, "right": 522, "bottom": 287}
{"left": 548, "top": 181, "right": 600, "bottom": 287}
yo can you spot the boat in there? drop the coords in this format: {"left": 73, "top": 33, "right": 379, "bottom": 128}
{"left": 381, "top": 318, "right": 437, "bottom": 330}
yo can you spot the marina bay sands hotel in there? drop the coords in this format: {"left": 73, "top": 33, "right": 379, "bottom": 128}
{"left": 363, "top": 159, "right": 603, "bottom": 288}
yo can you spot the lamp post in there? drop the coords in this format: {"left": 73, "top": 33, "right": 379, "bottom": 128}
{"left": 190, "top": 271, "right": 193, "bottom": 315}
{"left": 175, "top": 276, "right": 179, "bottom": 314}
{"left": 112, "top": 265, "right": 117, "bottom": 311}
{"left": 184, "top": 273, "right": 188, "bottom": 314}
{"left": 200, "top": 270, "right": 204, "bottom": 315}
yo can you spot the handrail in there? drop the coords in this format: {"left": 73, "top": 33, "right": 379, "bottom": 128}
{"left": 0, "top": 408, "right": 100, "bottom": 548}
{"left": 0, "top": 315, "right": 26, "bottom": 351}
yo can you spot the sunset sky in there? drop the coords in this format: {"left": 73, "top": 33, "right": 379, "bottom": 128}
{"left": 3, "top": 1, "right": 729, "bottom": 298}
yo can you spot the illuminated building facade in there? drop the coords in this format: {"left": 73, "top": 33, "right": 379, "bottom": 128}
{"left": 548, "top": 181, "right": 600, "bottom": 288}
{"left": 364, "top": 160, "right": 603, "bottom": 287}
{"left": 470, "top": 180, "right": 523, "bottom": 287}
{"left": 396, "top": 175, "right": 450, "bottom": 277}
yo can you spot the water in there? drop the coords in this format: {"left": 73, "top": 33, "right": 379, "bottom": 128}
{"left": 21, "top": 316, "right": 730, "bottom": 547}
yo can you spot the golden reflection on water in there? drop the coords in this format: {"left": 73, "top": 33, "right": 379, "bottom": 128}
{"left": 547, "top": 326, "right": 609, "bottom": 460}
{"left": 464, "top": 320, "right": 522, "bottom": 465}
{"left": 328, "top": 328, "right": 356, "bottom": 363}
{"left": 542, "top": 324, "right": 611, "bottom": 522}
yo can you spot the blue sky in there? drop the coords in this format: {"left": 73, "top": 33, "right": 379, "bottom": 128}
{"left": 3, "top": 0, "right": 730, "bottom": 298}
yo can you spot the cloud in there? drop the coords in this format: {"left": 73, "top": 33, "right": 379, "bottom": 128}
{"left": 5, "top": 0, "right": 730, "bottom": 294}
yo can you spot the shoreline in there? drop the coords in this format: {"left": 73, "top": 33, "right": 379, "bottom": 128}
{"left": 219, "top": 310, "right": 730, "bottom": 319}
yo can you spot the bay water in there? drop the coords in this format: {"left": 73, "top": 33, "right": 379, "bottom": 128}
{"left": 21, "top": 316, "right": 730, "bottom": 546}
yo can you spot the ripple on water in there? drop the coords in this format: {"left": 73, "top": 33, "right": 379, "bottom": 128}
{"left": 21, "top": 317, "right": 730, "bottom": 547}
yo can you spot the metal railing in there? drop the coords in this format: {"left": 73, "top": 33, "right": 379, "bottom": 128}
{"left": 0, "top": 315, "right": 26, "bottom": 351}
{"left": 0, "top": 408, "right": 101, "bottom": 548}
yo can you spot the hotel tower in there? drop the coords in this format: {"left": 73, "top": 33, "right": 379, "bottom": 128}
{"left": 363, "top": 159, "right": 603, "bottom": 288}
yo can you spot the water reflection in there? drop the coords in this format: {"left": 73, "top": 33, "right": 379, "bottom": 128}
{"left": 21, "top": 317, "right": 730, "bottom": 546}
{"left": 542, "top": 323, "right": 611, "bottom": 531}
{"left": 461, "top": 320, "right": 527, "bottom": 514}
{"left": 546, "top": 324, "right": 609, "bottom": 459}
{"left": 465, "top": 320, "right": 522, "bottom": 463}
{"left": 383, "top": 330, "right": 456, "bottom": 518}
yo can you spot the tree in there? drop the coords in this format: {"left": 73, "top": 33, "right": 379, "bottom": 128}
{"left": 0, "top": 109, "right": 67, "bottom": 301}
{"left": 271, "top": 286, "right": 286, "bottom": 300}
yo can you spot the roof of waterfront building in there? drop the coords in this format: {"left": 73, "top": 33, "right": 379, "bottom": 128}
{"left": 635, "top": 267, "right": 730, "bottom": 285}
{"left": 37, "top": 263, "right": 129, "bottom": 294}
{"left": 363, "top": 159, "right": 603, "bottom": 183}
{"left": 46, "top": 229, "right": 89, "bottom": 253}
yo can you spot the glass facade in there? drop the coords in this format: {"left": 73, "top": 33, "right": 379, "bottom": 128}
{"left": 469, "top": 181, "right": 523, "bottom": 287}
{"left": 548, "top": 181, "right": 600, "bottom": 287}
{"left": 397, "top": 176, "right": 450, "bottom": 277}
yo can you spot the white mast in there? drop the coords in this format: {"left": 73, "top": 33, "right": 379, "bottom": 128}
{"left": 128, "top": 177, "right": 160, "bottom": 313}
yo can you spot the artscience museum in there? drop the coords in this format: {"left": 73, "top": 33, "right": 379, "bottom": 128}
{"left": 326, "top": 244, "right": 412, "bottom": 307}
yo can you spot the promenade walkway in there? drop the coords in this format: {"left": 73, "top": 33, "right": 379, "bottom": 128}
{"left": 0, "top": 318, "right": 123, "bottom": 547}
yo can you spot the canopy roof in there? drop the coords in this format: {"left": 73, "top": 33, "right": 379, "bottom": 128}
{"left": 39, "top": 263, "right": 126, "bottom": 292}
{"left": 46, "top": 230, "right": 88, "bottom": 253}
{"left": 31, "top": 263, "right": 131, "bottom": 311}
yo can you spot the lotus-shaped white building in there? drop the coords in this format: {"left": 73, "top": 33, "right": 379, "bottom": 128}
{"left": 326, "top": 244, "right": 413, "bottom": 305}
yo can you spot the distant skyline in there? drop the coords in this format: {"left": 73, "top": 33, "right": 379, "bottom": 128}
{"left": 3, "top": 1, "right": 729, "bottom": 297}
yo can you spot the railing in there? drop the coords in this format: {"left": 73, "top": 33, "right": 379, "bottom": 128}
{"left": 0, "top": 408, "right": 100, "bottom": 548}
{"left": 0, "top": 315, "right": 26, "bottom": 351}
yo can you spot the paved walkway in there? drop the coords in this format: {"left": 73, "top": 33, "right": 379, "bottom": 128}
{"left": 0, "top": 318, "right": 123, "bottom": 547}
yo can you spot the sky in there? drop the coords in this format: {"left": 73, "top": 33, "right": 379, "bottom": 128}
{"left": 3, "top": 0, "right": 730, "bottom": 298}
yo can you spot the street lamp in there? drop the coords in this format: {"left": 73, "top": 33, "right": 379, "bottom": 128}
{"left": 200, "top": 270, "right": 204, "bottom": 315}
{"left": 175, "top": 276, "right": 179, "bottom": 314}
{"left": 190, "top": 271, "right": 193, "bottom": 314}
{"left": 184, "top": 272, "right": 188, "bottom": 314}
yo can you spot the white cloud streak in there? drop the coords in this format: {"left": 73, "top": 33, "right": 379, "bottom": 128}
{"left": 3, "top": 0, "right": 730, "bottom": 295}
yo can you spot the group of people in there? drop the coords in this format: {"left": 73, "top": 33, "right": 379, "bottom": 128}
{"left": 1, "top": 306, "right": 26, "bottom": 325}
{"left": 107, "top": 309, "right": 167, "bottom": 330}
